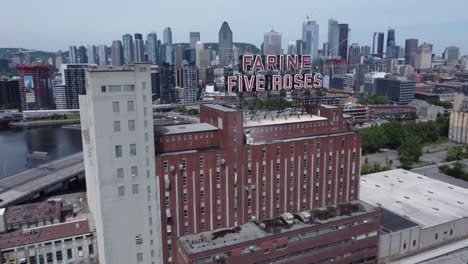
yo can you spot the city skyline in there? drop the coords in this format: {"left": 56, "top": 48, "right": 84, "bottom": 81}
{"left": 0, "top": 0, "right": 467, "bottom": 55}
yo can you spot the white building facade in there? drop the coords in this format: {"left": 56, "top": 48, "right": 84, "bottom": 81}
{"left": 79, "top": 64, "right": 163, "bottom": 264}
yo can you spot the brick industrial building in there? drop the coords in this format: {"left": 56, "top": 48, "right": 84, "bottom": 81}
{"left": 154, "top": 104, "right": 381, "bottom": 264}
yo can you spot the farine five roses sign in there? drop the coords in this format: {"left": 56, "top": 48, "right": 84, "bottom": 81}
{"left": 226, "top": 55, "right": 323, "bottom": 93}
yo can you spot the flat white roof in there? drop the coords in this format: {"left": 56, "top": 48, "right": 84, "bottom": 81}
{"left": 244, "top": 114, "right": 327, "bottom": 128}
{"left": 360, "top": 169, "right": 468, "bottom": 228}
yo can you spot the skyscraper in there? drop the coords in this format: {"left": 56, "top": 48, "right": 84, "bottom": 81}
{"left": 443, "top": 46, "right": 460, "bottom": 64}
{"left": 218, "top": 21, "right": 234, "bottom": 67}
{"left": 111, "top": 40, "right": 124, "bottom": 66}
{"left": 387, "top": 29, "right": 395, "bottom": 48}
{"left": 296, "top": 40, "right": 303, "bottom": 55}
{"left": 87, "top": 45, "right": 97, "bottom": 64}
{"left": 122, "top": 34, "right": 134, "bottom": 65}
{"left": 189, "top": 32, "right": 200, "bottom": 49}
{"left": 196, "top": 42, "right": 211, "bottom": 69}
{"left": 263, "top": 29, "right": 282, "bottom": 55}
{"left": 372, "top": 32, "right": 384, "bottom": 58}
{"left": 338, "top": 24, "right": 349, "bottom": 59}
{"left": 159, "top": 63, "right": 176, "bottom": 103}
{"left": 68, "top": 46, "right": 77, "bottom": 63}
{"left": 302, "top": 19, "right": 320, "bottom": 60}
{"left": 163, "top": 27, "right": 173, "bottom": 45}
{"left": 327, "top": 19, "right": 339, "bottom": 57}
{"left": 174, "top": 45, "right": 184, "bottom": 68}
{"left": 415, "top": 43, "right": 433, "bottom": 70}
{"left": 361, "top": 46, "right": 371, "bottom": 58}
{"left": 288, "top": 42, "right": 297, "bottom": 55}
{"left": 159, "top": 44, "right": 173, "bottom": 65}
{"left": 147, "top": 33, "right": 159, "bottom": 65}
{"left": 79, "top": 64, "right": 163, "bottom": 264}
{"left": 97, "top": 45, "right": 107, "bottom": 65}
{"left": 77, "top": 46, "right": 88, "bottom": 64}
{"left": 134, "top": 33, "right": 145, "bottom": 63}
{"left": 183, "top": 63, "right": 198, "bottom": 103}
{"left": 404, "top": 38, "right": 418, "bottom": 67}
{"left": 60, "top": 64, "right": 88, "bottom": 109}
{"left": 348, "top": 43, "right": 361, "bottom": 71}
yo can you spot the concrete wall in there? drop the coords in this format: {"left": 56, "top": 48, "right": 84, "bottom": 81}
{"left": 379, "top": 226, "right": 420, "bottom": 259}
{"left": 419, "top": 217, "right": 468, "bottom": 249}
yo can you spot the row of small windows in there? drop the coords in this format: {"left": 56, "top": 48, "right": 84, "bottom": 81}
{"left": 27, "top": 244, "right": 94, "bottom": 264}
{"left": 161, "top": 133, "right": 214, "bottom": 143}
{"left": 112, "top": 100, "right": 135, "bottom": 113}
{"left": 101, "top": 84, "right": 135, "bottom": 93}
{"left": 118, "top": 184, "right": 140, "bottom": 197}
{"left": 113, "top": 120, "right": 136, "bottom": 132}
{"left": 115, "top": 144, "right": 137, "bottom": 157}
{"left": 251, "top": 122, "right": 328, "bottom": 134}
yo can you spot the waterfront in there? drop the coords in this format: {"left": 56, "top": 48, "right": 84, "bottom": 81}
{"left": 0, "top": 127, "right": 82, "bottom": 177}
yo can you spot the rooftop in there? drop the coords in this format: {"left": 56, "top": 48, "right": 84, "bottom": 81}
{"left": 204, "top": 104, "right": 238, "bottom": 113}
{"left": 0, "top": 219, "right": 90, "bottom": 250}
{"left": 6, "top": 201, "right": 61, "bottom": 225}
{"left": 179, "top": 201, "right": 376, "bottom": 255}
{"left": 243, "top": 112, "right": 327, "bottom": 128}
{"left": 379, "top": 208, "right": 418, "bottom": 234}
{"left": 360, "top": 169, "right": 468, "bottom": 228}
{"left": 154, "top": 123, "right": 219, "bottom": 136}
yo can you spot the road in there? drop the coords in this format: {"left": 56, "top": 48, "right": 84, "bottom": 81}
{"left": 411, "top": 159, "right": 468, "bottom": 189}
{"left": 0, "top": 152, "right": 84, "bottom": 207}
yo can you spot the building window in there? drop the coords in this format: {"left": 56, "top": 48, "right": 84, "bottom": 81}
{"left": 118, "top": 186, "right": 125, "bottom": 197}
{"left": 199, "top": 156, "right": 204, "bottom": 167}
{"left": 137, "top": 253, "right": 143, "bottom": 263}
{"left": 115, "top": 145, "right": 122, "bottom": 158}
{"left": 290, "top": 145, "right": 294, "bottom": 154}
{"left": 101, "top": 85, "right": 106, "bottom": 92}
{"left": 304, "top": 144, "right": 308, "bottom": 153}
{"left": 67, "top": 249, "right": 72, "bottom": 259}
{"left": 56, "top": 251, "right": 63, "bottom": 261}
{"left": 117, "top": 168, "right": 124, "bottom": 178}
{"left": 130, "top": 144, "right": 136, "bottom": 156}
{"left": 112, "top": 101, "right": 120, "bottom": 112}
{"left": 132, "top": 184, "right": 139, "bottom": 194}
{"left": 46, "top": 253, "right": 53, "bottom": 263}
{"left": 435, "top": 233, "right": 438, "bottom": 240}
{"left": 88, "top": 244, "right": 94, "bottom": 255}
{"left": 128, "top": 120, "right": 136, "bottom": 131}
{"left": 248, "top": 150, "right": 252, "bottom": 161}
{"left": 317, "top": 142, "right": 320, "bottom": 150}
{"left": 262, "top": 148, "right": 266, "bottom": 158}
{"left": 128, "top": 100, "right": 135, "bottom": 112}
{"left": 163, "top": 161, "right": 168, "bottom": 172}
{"left": 131, "top": 166, "right": 138, "bottom": 177}
{"left": 114, "top": 121, "right": 121, "bottom": 132}
{"left": 78, "top": 246, "right": 83, "bottom": 257}
{"left": 276, "top": 147, "right": 281, "bottom": 156}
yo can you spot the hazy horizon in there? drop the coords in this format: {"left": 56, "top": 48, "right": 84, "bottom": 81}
{"left": 1, "top": 0, "right": 467, "bottom": 55}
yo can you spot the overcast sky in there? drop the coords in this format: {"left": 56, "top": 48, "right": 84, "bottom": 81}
{"left": 1, "top": 0, "right": 467, "bottom": 55}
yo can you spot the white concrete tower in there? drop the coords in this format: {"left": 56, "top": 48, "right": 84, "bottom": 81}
{"left": 79, "top": 64, "right": 163, "bottom": 264}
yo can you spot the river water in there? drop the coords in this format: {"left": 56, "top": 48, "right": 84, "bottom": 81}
{"left": 0, "top": 127, "right": 83, "bottom": 178}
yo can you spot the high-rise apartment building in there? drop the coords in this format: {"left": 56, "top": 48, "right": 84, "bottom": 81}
{"left": 443, "top": 46, "right": 460, "bottom": 64}
{"left": 302, "top": 19, "right": 320, "bottom": 61}
{"left": 147, "top": 33, "right": 159, "bottom": 65}
{"left": 415, "top": 43, "right": 433, "bottom": 70}
{"left": 327, "top": 19, "right": 339, "bottom": 57}
{"left": 195, "top": 42, "right": 210, "bottom": 69}
{"left": 159, "top": 63, "right": 176, "bottom": 104}
{"left": 263, "top": 30, "right": 282, "bottom": 55}
{"left": 79, "top": 64, "right": 163, "bottom": 264}
{"left": 189, "top": 32, "right": 200, "bottom": 49}
{"left": 87, "top": 45, "right": 97, "bottom": 64}
{"left": 111, "top": 40, "right": 124, "bottom": 66}
{"left": 218, "top": 22, "right": 234, "bottom": 67}
{"left": 17, "top": 65, "right": 52, "bottom": 110}
{"left": 77, "top": 46, "right": 88, "bottom": 64}
{"left": 372, "top": 32, "right": 384, "bottom": 58}
{"left": 134, "top": 33, "right": 145, "bottom": 63}
{"left": 348, "top": 43, "right": 361, "bottom": 72}
{"left": 69, "top": 46, "right": 78, "bottom": 63}
{"left": 338, "top": 24, "right": 349, "bottom": 59}
{"left": 59, "top": 64, "right": 88, "bottom": 109}
{"left": 174, "top": 45, "right": 184, "bottom": 68}
{"left": 122, "top": 34, "right": 134, "bottom": 65}
{"left": 404, "top": 39, "right": 418, "bottom": 67}
{"left": 288, "top": 42, "right": 297, "bottom": 55}
{"left": 0, "top": 78, "right": 21, "bottom": 110}
{"left": 97, "top": 45, "right": 108, "bottom": 66}
{"left": 361, "top": 46, "right": 371, "bottom": 58}
{"left": 387, "top": 29, "right": 395, "bottom": 48}
{"left": 163, "top": 27, "right": 173, "bottom": 45}
{"left": 182, "top": 63, "right": 198, "bottom": 103}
